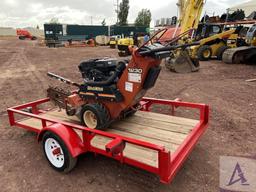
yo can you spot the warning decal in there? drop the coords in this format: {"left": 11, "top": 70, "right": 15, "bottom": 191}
{"left": 128, "top": 73, "right": 141, "bottom": 83}
{"left": 125, "top": 82, "right": 133, "bottom": 92}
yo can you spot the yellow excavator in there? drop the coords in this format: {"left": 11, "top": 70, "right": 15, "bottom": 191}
{"left": 191, "top": 25, "right": 237, "bottom": 60}
{"left": 165, "top": 0, "right": 204, "bottom": 73}
{"left": 166, "top": 0, "right": 242, "bottom": 73}
{"left": 223, "top": 24, "right": 256, "bottom": 64}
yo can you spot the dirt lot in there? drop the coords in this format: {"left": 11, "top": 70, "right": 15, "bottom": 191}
{"left": 0, "top": 38, "right": 255, "bottom": 192}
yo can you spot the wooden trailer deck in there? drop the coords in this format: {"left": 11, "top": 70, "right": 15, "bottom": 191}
{"left": 18, "top": 109, "right": 199, "bottom": 167}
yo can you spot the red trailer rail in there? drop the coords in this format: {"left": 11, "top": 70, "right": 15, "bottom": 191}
{"left": 7, "top": 97, "right": 209, "bottom": 184}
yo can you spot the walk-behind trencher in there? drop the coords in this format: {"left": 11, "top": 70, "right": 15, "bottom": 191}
{"left": 7, "top": 29, "right": 209, "bottom": 184}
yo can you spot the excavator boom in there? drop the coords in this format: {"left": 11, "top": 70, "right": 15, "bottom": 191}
{"left": 166, "top": 0, "right": 205, "bottom": 73}
{"left": 179, "top": 0, "right": 205, "bottom": 34}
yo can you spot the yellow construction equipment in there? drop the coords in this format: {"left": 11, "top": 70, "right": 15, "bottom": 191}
{"left": 223, "top": 24, "right": 256, "bottom": 64}
{"left": 191, "top": 26, "right": 237, "bottom": 60}
{"left": 109, "top": 35, "right": 122, "bottom": 49}
{"left": 117, "top": 34, "right": 144, "bottom": 56}
{"left": 177, "top": 0, "right": 204, "bottom": 34}
{"left": 165, "top": 0, "right": 205, "bottom": 73}
{"left": 117, "top": 37, "right": 134, "bottom": 56}
{"left": 166, "top": 0, "right": 243, "bottom": 72}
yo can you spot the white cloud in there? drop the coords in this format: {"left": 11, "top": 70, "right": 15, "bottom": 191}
{"left": 0, "top": 0, "right": 252, "bottom": 28}
{"left": 4, "top": 0, "right": 18, "bottom": 7}
{"left": 28, "top": 3, "right": 43, "bottom": 13}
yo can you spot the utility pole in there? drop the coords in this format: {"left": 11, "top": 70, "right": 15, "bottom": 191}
{"left": 114, "top": 0, "right": 119, "bottom": 24}
{"left": 90, "top": 16, "right": 93, "bottom": 25}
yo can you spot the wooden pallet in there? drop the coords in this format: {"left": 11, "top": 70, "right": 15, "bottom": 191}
{"left": 19, "top": 109, "right": 198, "bottom": 167}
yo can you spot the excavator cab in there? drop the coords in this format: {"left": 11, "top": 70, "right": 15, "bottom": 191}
{"left": 194, "top": 23, "right": 222, "bottom": 41}
{"left": 246, "top": 24, "right": 256, "bottom": 46}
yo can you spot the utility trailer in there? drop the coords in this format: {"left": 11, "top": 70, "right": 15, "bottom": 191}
{"left": 7, "top": 97, "right": 209, "bottom": 184}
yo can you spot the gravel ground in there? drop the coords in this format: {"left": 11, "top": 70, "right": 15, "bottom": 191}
{"left": 0, "top": 38, "right": 255, "bottom": 192}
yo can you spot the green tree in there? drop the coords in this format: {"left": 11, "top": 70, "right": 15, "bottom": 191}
{"left": 49, "top": 18, "right": 59, "bottom": 24}
{"left": 118, "top": 0, "right": 129, "bottom": 25}
{"left": 101, "top": 19, "right": 106, "bottom": 26}
{"left": 135, "top": 9, "right": 151, "bottom": 27}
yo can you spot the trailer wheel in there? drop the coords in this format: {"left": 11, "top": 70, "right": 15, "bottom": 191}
{"left": 197, "top": 45, "right": 212, "bottom": 61}
{"left": 81, "top": 103, "right": 110, "bottom": 130}
{"left": 42, "top": 131, "right": 77, "bottom": 173}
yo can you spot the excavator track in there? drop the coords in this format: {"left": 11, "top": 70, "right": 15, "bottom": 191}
{"left": 222, "top": 46, "right": 256, "bottom": 64}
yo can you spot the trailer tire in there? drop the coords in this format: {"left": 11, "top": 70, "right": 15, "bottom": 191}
{"left": 42, "top": 131, "right": 77, "bottom": 173}
{"left": 197, "top": 45, "right": 212, "bottom": 61}
{"left": 81, "top": 103, "right": 110, "bottom": 130}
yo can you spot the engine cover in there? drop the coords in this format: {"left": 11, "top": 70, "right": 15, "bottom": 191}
{"left": 78, "top": 58, "right": 118, "bottom": 81}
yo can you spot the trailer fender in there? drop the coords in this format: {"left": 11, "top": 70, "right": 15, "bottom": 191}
{"left": 37, "top": 123, "right": 85, "bottom": 157}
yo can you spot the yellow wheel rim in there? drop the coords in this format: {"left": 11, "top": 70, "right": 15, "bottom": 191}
{"left": 83, "top": 111, "right": 97, "bottom": 129}
{"left": 203, "top": 50, "right": 211, "bottom": 58}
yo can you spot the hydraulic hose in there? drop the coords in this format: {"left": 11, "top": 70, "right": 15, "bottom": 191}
{"left": 139, "top": 42, "right": 200, "bottom": 56}
{"left": 85, "top": 62, "right": 126, "bottom": 86}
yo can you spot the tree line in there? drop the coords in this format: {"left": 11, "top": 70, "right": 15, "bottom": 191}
{"left": 49, "top": 0, "right": 151, "bottom": 27}
{"left": 118, "top": 0, "right": 151, "bottom": 27}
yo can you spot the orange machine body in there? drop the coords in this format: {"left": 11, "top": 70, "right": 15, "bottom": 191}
{"left": 105, "top": 49, "right": 161, "bottom": 119}
{"left": 16, "top": 29, "right": 33, "bottom": 39}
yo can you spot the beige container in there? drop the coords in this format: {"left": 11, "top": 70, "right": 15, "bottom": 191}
{"left": 95, "top": 35, "right": 110, "bottom": 45}
{"left": 0, "top": 27, "right": 16, "bottom": 36}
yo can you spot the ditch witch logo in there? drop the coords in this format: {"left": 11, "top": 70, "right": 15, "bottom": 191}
{"left": 219, "top": 156, "right": 256, "bottom": 192}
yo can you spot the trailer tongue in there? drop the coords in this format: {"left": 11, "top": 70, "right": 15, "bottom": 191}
{"left": 7, "top": 97, "right": 209, "bottom": 184}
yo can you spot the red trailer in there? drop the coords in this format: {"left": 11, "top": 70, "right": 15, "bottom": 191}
{"left": 16, "top": 29, "right": 37, "bottom": 40}
{"left": 7, "top": 97, "right": 209, "bottom": 184}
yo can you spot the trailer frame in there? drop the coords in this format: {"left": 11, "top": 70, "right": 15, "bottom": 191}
{"left": 7, "top": 97, "right": 209, "bottom": 184}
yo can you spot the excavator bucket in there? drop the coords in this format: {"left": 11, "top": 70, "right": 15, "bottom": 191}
{"left": 165, "top": 51, "right": 200, "bottom": 73}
